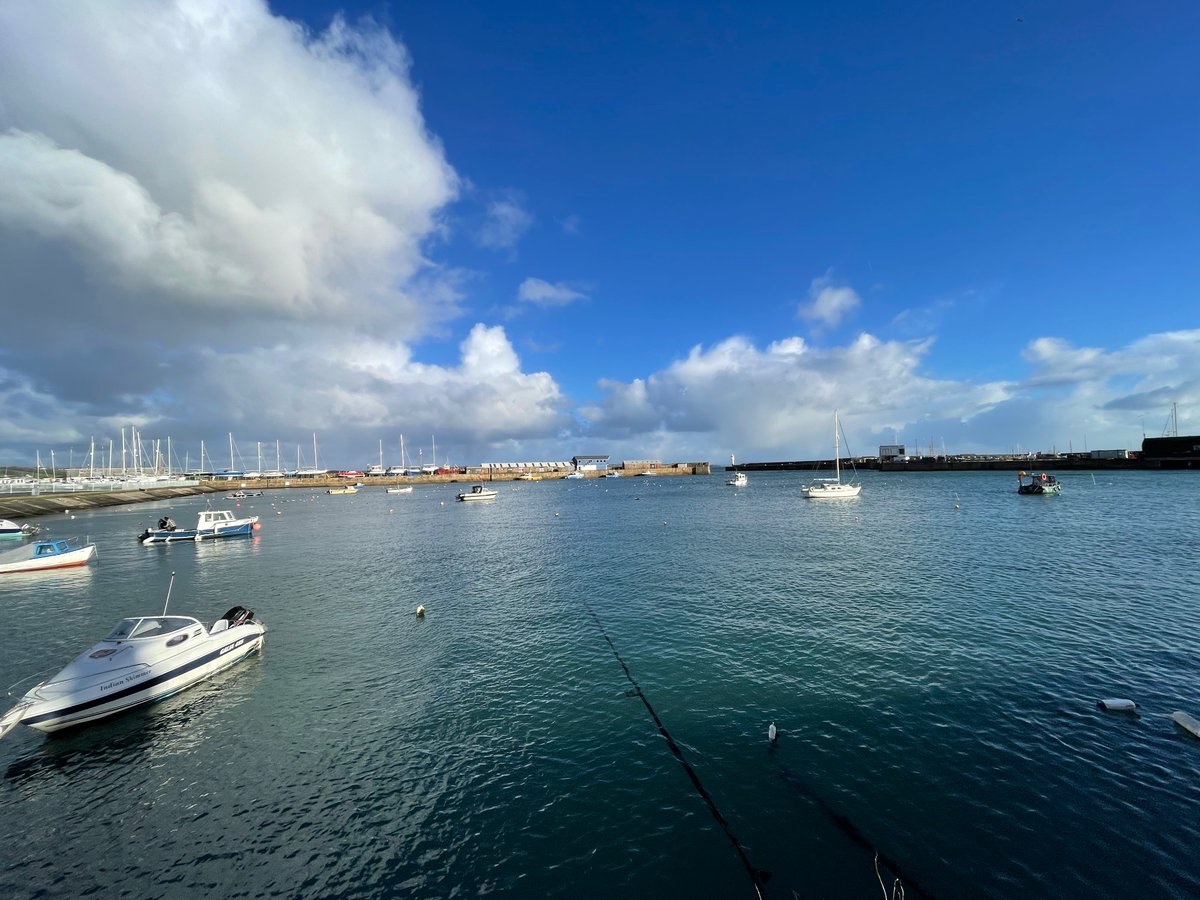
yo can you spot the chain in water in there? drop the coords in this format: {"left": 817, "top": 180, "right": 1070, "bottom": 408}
{"left": 583, "top": 601, "right": 770, "bottom": 899}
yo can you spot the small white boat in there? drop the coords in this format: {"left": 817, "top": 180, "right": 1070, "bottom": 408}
{"left": 565, "top": 471, "right": 585, "bottom": 480}
{"left": 0, "top": 538, "right": 97, "bottom": 575}
{"left": 0, "top": 518, "right": 40, "bottom": 540}
{"left": 604, "top": 471, "right": 622, "bottom": 478}
{"left": 0, "top": 601, "right": 265, "bottom": 737}
{"left": 327, "top": 486, "right": 359, "bottom": 495}
{"left": 386, "top": 485, "right": 414, "bottom": 494}
{"left": 228, "top": 490, "right": 263, "bottom": 499}
{"left": 801, "top": 410, "right": 862, "bottom": 499}
{"left": 456, "top": 484, "right": 498, "bottom": 502}
{"left": 139, "top": 509, "right": 260, "bottom": 544}
{"left": 726, "top": 471, "right": 748, "bottom": 487}
{"left": 516, "top": 473, "right": 541, "bottom": 481}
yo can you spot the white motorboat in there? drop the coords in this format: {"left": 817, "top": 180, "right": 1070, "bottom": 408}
{"left": 565, "top": 471, "right": 585, "bottom": 480}
{"left": 0, "top": 601, "right": 265, "bottom": 737}
{"left": 138, "top": 509, "right": 261, "bottom": 544}
{"left": 801, "top": 410, "right": 862, "bottom": 499}
{"left": 0, "top": 538, "right": 97, "bottom": 575}
{"left": 456, "top": 484, "right": 498, "bottom": 502}
{"left": 726, "top": 471, "right": 748, "bottom": 487}
{"left": 385, "top": 485, "right": 413, "bottom": 494}
{"left": 0, "top": 518, "right": 40, "bottom": 540}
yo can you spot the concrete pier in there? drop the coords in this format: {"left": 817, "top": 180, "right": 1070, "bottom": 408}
{"left": 0, "top": 485, "right": 226, "bottom": 521}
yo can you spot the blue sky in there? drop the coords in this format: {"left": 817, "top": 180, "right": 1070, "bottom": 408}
{"left": 1, "top": 1, "right": 1197, "bottom": 470}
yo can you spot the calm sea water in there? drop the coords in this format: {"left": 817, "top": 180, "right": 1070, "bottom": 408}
{"left": 2, "top": 471, "right": 1199, "bottom": 898}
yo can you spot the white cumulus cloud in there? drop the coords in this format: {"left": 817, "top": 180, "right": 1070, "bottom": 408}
{"left": 799, "top": 274, "right": 861, "bottom": 328}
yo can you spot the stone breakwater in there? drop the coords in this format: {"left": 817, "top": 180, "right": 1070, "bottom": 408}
{"left": 0, "top": 463, "right": 714, "bottom": 520}
{"left": 0, "top": 486, "right": 226, "bottom": 520}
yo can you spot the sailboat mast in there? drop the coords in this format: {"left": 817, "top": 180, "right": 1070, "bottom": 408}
{"left": 834, "top": 411, "right": 841, "bottom": 483}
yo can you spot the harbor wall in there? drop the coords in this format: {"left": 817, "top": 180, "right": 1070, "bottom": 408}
{"left": 0, "top": 462, "right": 714, "bottom": 520}
{"left": 0, "top": 485, "right": 226, "bottom": 520}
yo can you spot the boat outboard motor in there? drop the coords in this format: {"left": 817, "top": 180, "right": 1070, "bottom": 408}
{"left": 220, "top": 606, "right": 254, "bottom": 627}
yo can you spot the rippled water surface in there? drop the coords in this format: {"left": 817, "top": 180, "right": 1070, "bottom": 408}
{"left": 2, "top": 471, "right": 1200, "bottom": 898}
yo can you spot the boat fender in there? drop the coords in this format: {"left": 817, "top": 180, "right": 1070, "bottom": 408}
{"left": 1172, "top": 711, "right": 1200, "bottom": 739}
{"left": 768, "top": 722, "right": 778, "bottom": 744}
{"left": 1097, "top": 698, "right": 1138, "bottom": 713}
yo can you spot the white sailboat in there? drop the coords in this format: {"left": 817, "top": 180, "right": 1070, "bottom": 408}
{"left": 801, "top": 411, "right": 862, "bottom": 499}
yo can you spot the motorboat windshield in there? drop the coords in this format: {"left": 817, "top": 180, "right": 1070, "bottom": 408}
{"left": 104, "top": 616, "right": 198, "bottom": 641}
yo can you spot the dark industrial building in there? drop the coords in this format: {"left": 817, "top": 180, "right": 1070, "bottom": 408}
{"left": 1141, "top": 435, "right": 1200, "bottom": 468}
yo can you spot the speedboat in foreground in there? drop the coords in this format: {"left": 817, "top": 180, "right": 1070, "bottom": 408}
{"left": 139, "top": 509, "right": 261, "bottom": 544}
{"left": 0, "top": 538, "right": 97, "bottom": 575}
{"left": 0, "top": 518, "right": 40, "bottom": 540}
{"left": 456, "top": 484, "right": 498, "bottom": 501}
{"left": 0, "top": 604, "right": 265, "bottom": 737}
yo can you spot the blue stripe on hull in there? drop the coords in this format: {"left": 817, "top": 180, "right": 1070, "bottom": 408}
{"left": 196, "top": 525, "right": 254, "bottom": 541}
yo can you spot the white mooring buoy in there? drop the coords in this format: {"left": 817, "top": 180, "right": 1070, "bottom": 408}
{"left": 768, "top": 722, "right": 778, "bottom": 744}
{"left": 416, "top": 605, "right": 426, "bottom": 618}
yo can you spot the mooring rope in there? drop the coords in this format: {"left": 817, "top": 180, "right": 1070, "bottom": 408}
{"left": 583, "top": 602, "right": 770, "bottom": 899}
{"left": 776, "top": 765, "right": 935, "bottom": 899}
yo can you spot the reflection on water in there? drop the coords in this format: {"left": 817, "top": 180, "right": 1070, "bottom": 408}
{"left": 2, "top": 473, "right": 1200, "bottom": 898}
{"left": 4, "top": 652, "right": 266, "bottom": 786}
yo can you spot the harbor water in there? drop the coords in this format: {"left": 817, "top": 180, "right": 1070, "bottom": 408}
{"left": 2, "top": 471, "right": 1199, "bottom": 898}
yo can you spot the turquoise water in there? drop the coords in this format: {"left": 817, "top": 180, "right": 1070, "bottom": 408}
{"left": 2, "top": 471, "right": 1199, "bottom": 898}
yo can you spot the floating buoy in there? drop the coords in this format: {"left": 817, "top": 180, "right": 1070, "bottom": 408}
{"left": 1172, "top": 711, "right": 1200, "bottom": 739}
{"left": 416, "top": 605, "right": 426, "bottom": 618}
{"left": 1097, "top": 698, "right": 1138, "bottom": 713}
{"left": 768, "top": 722, "right": 778, "bottom": 744}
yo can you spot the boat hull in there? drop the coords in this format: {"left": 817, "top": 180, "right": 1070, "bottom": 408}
{"left": 140, "top": 529, "right": 199, "bottom": 544}
{"left": 801, "top": 483, "right": 862, "bottom": 499}
{"left": 8, "top": 624, "right": 265, "bottom": 734}
{"left": 0, "top": 543, "right": 96, "bottom": 575}
{"left": 195, "top": 521, "right": 257, "bottom": 540}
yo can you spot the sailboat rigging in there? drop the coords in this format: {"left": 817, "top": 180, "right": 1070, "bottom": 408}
{"left": 801, "top": 411, "right": 862, "bottom": 499}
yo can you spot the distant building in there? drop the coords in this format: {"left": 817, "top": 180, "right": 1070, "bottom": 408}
{"left": 878, "top": 444, "right": 906, "bottom": 461}
{"left": 572, "top": 454, "right": 610, "bottom": 472}
{"left": 1141, "top": 435, "right": 1200, "bottom": 468}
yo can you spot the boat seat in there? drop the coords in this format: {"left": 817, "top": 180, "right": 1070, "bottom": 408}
{"left": 210, "top": 619, "right": 229, "bottom": 634}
